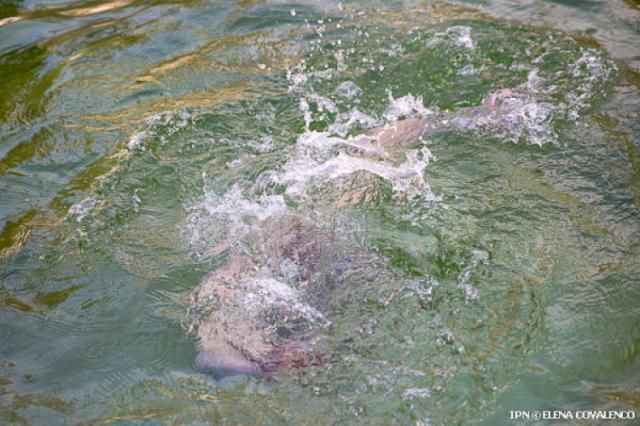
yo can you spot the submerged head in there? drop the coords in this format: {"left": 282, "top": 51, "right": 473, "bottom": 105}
{"left": 195, "top": 336, "right": 326, "bottom": 379}
{"left": 195, "top": 343, "right": 263, "bottom": 379}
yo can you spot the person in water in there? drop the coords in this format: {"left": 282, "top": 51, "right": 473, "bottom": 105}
{"left": 188, "top": 216, "right": 343, "bottom": 378}
{"left": 188, "top": 87, "right": 528, "bottom": 378}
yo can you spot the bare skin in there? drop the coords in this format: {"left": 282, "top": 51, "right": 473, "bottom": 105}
{"left": 189, "top": 216, "right": 339, "bottom": 378}
{"left": 354, "top": 89, "right": 514, "bottom": 152}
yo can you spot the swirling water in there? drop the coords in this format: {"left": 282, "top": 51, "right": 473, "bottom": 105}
{"left": 0, "top": 0, "right": 639, "bottom": 424}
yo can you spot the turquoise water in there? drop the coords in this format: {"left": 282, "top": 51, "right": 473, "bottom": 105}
{"left": 0, "top": 1, "right": 639, "bottom": 424}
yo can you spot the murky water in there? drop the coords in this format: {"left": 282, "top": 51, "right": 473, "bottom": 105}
{"left": 1, "top": 0, "right": 639, "bottom": 424}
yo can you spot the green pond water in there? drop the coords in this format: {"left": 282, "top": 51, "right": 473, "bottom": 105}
{"left": 0, "top": 0, "right": 639, "bottom": 424}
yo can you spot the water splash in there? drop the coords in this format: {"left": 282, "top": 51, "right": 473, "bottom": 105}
{"left": 458, "top": 250, "right": 489, "bottom": 302}
{"left": 185, "top": 185, "right": 287, "bottom": 257}
{"left": 127, "top": 110, "right": 193, "bottom": 151}
{"left": 273, "top": 130, "right": 435, "bottom": 201}
{"left": 426, "top": 26, "right": 475, "bottom": 50}
{"left": 240, "top": 275, "right": 331, "bottom": 331}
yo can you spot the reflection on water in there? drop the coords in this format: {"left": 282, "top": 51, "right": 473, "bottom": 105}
{"left": 0, "top": 0, "right": 639, "bottom": 424}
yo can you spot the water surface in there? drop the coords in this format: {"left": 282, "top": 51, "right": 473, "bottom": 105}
{"left": 0, "top": 0, "right": 639, "bottom": 424}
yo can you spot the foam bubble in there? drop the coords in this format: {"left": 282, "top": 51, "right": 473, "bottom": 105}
{"left": 467, "top": 94, "right": 558, "bottom": 146}
{"left": 68, "top": 198, "right": 97, "bottom": 222}
{"left": 327, "top": 108, "right": 379, "bottom": 136}
{"left": 403, "top": 388, "right": 431, "bottom": 400}
{"left": 564, "top": 49, "right": 615, "bottom": 119}
{"left": 185, "top": 185, "right": 287, "bottom": 255}
{"left": 249, "top": 135, "right": 274, "bottom": 153}
{"left": 384, "top": 93, "right": 435, "bottom": 121}
{"left": 448, "top": 26, "right": 475, "bottom": 50}
{"left": 127, "top": 131, "right": 147, "bottom": 150}
{"left": 459, "top": 48, "right": 614, "bottom": 145}
{"left": 126, "top": 110, "right": 192, "bottom": 150}
{"left": 458, "top": 250, "right": 488, "bottom": 302}
{"left": 299, "top": 92, "right": 338, "bottom": 130}
{"left": 427, "top": 26, "right": 475, "bottom": 50}
{"left": 273, "top": 130, "right": 435, "bottom": 200}
{"left": 335, "top": 81, "right": 363, "bottom": 99}
{"left": 240, "top": 276, "right": 330, "bottom": 330}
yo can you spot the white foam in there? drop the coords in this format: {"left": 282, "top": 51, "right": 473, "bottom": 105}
{"left": 68, "top": 198, "right": 97, "bottom": 222}
{"left": 403, "top": 388, "right": 431, "bottom": 400}
{"left": 378, "top": 43, "right": 405, "bottom": 57}
{"left": 565, "top": 49, "right": 614, "bottom": 119}
{"left": 264, "top": 88, "right": 441, "bottom": 201}
{"left": 335, "top": 80, "right": 363, "bottom": 99}
{"left": 186, "top": 185, "right": 287, "bottom": 254}
{"left": 439, "top": 88, "right": 559, "bottom": 146}
{"left": 448, "top": 26, "right": 475, "bottom": 50}
{"left": 326, "top": 108, "right": 379, "bottom": 136}
{"left": 249, "top": 135, "right": 274, "bottom": 153}
{"left": 457, "top": 64, "right": 477, "bottom": 76}
{"left": 127, "top": 131, "right": 147, "bottom": 150}
{"left": 299, "top": 92, "right": 338, "bottom": 130}
{"left": 477, "top": 96, "right": 557, "bottom": 146}
{"left": 273, "top": 130, "right": 435, "bottom": 200}
{"left": 286, "top": 61, "right": 309, "bottom": 93}
{"left": 308, "top": 92, "right": 337, "bottom": 112}
{"left": 240, "top": 276, "right": 331, "bottom": 329}
{"left": 463, "top": 49, "right": 612, "bottom": 145}
{"left": 458, "top": 250, "right": 488, "bottom": 302}
{"left": 126, "top": 110, "right": 192, "bottom": 150}
{"left": 427, "top": 26, "right": 475, "bottom": 50}
{"left": 524, "top": 68, "right": 545, "bottom": 92}
{"left": 186, "top": 46, "right": 614, "bottom": 257}
{"left": 408, "top": 277, "right": 439, "bottom": 306}
{"left": 384, "top": 93, "right": 435, "bottom": 121}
